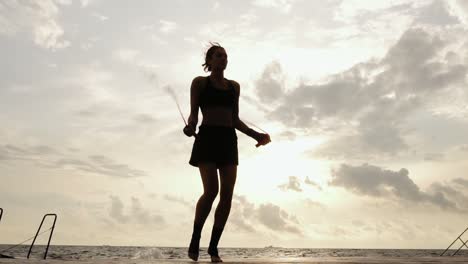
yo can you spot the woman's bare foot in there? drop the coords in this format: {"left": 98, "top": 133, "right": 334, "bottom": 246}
{"left": 210, "top": 255, "right": 223, "bottom": 262}
{"left": 188, "top": 237, "right": 200, "bottom": 261}
{"left": 188, "top": 251, "right": 198, "bottom": 261}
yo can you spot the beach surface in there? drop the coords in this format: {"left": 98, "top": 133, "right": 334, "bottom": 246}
{"left": 2, "top": 256, "right": 468, "bottom": 263}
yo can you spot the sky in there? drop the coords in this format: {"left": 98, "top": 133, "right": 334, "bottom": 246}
{"left": 1, "top": 0, "right": 468, "bottom": 249}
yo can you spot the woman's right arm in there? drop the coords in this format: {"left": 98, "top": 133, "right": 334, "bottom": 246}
{"left": 187, "top": 76, "right": 203, "bottom": 129}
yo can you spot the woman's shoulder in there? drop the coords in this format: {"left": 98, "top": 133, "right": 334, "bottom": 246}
{"left": 192, "top": 76, "right": 209, "bottom": 83}
{"left": 227, "top": 79, "right": 240, "bottom": 95}
{"left": 191, "top": 76, "right": 208, "bottom": 91}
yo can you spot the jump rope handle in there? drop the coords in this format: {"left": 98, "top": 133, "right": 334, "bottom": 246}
{"left": 183, "top": 125, "right": 199, "bottom": 139}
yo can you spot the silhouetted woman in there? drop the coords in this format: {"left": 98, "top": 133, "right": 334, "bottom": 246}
{"left": 183, "top": 43, "right": 271, "bottom": 262}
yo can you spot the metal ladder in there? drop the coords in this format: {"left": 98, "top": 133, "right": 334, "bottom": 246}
{"left": 27, "top": 214, "right": 58, "bottom": 260}
{"left": 0, "top": 208, "right": 13, "bottom": 259}
{"left": 441, "top": 227, "right": 468, "bottom": 256}
{"left": 1, "top": 210, "right": 58, "bottom": 260}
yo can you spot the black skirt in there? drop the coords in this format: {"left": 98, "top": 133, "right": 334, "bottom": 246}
{"left": 189, "top": 125, "right": 238, "bottom": 168}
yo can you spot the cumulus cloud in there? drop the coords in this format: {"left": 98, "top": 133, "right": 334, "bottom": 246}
{"left": 415, "top": 0, "right": 460, "bottom": 26}
{"left": 109, "top": 196, "right": 164, "bottom": 225}
{"left": 264, "top": 27, "right": 468, "bottom": 160}
{"left": 448, "top": 0, "right": 468, "bottom": 24}
{"left": 452, "top": 178, "right": 468, "bottom": 188}
{"left": 230, "top": 195, "right": 301, "bottom": 234}
{"left": 255, "top": 61, "right": 285, "bottom": 104}
{"left": 230, "top": 195, "right": 257, "bottom": 233}
{"left": 109, "top": 195, "right": 128, "bottom": 223}
{"left": 257, "top": 203, "right": 301, "bottom": 234}
{"left": 278, "top": 176, "right": 302, "bottom": 192}
{"left": 0, "top": 0, "right": 70, "bottom": 49}
{"left": 329, "top": 163, "right": 467, "bottom": 211}
{"left": 426, "top": 180, "right": 468, "bottom": 212}
{"left": 304, "top": 176, "right": 322, "bottom": 190}
{"left": 330, "top": 164, "right": 422, "bottom": 200}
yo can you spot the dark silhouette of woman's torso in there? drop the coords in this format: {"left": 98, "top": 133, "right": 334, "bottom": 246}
{"left": 199, "top": 77, "right": 236, "bottom": 128}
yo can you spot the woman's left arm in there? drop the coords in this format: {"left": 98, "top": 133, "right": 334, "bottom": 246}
{"left": 231, "top": 81, "right": 251, "bottom": 134}
{"left": 231, "top": 81, "right": 270, "bottom": 147}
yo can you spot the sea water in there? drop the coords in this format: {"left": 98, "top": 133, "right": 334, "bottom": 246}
{"left": 0, "top": 245, "right": 467, "bottom": 261}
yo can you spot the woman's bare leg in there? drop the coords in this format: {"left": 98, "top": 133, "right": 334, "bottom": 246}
{"left": 208, "top": 164, "right": 237, "bottom": 262}
{"left": 194, "top": 163, "right": 219, "bottom": 224}
{"left": 214, "top": 164, "right": 237, "bottom": 228}
{"left": 188, "top": 163, "right": 219, "bottom": 261}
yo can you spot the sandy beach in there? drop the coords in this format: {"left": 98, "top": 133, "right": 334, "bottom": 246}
{"left": 2, "top": 256, "right": 468, "bottom": 264}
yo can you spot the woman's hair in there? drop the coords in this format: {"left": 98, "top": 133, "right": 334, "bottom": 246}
{"left": 202, "top": 42, "right": 223, "bottom": 72}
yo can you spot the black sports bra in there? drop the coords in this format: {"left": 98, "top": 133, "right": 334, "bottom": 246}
{"left": 199, "top": 77, "right": 236, "bottom": 110}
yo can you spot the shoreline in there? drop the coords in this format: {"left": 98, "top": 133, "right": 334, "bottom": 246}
{"left": 2, "top": 256, "right": 468, "bottom": 264}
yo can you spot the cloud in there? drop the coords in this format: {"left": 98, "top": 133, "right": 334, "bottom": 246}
{"left": 230, "top": 195, "right": 301, "bottom": 234}
{"left": 263, "top": 27, "right": 468, "bottom": 160}
{"left": 255, "top": 61, "right": 285, "bottom": 104}
{"left": 459, "top": 145, "right": 468, "bottom": 152}
{"left": 448, "top": 0, "right": 468, "bottom": 24}
{"left": 0, "top": 144, "right": 57, "bottom": 161}
{"left": 230, "top": 195, "right": 257, "bottom": 233}
{"left": 91, "top": 13, "right": 109, "bottom": 21}
{"left": 113, "top": 48, "right": 160, "bottom": 83}
{"left": 415, "top": 0, "right": 460, "bottom": 26}
{"left": 427, "top": 181, "right": 468, "bottom": 211}
{"left": 1, "top": 143, "right": 149, "bottom": 179}
{"left": 159, "top": 20, "right": 177, "bottom": 34}
{"left": 304, "top": 176, "right": 322, "bottom": 190}
{"left": 80, "top": 0, "right": 95, "bottom": 7}
{"left": 330, "top": 164, "right": 422, "bottom": 200}
{"left": 133, "top": 114, "right": 157, "bottom": 124}
{"left": 256, "top": 203, "right": 302, "bottom": 234}
{"left": 278, "top": 176, "right": 302, "bottom": 192}
{"left": 329, "top": 163, "right": 465, "bottom": 211}
{"left": 452, "top": 178, "right": 468, "bottom": 188}
{"left": 0, "top": 0, "right": 70, "bottom": 49}
{"left": 0, "top": 190, "right": 82, "bottom": 211}
{"left": 424, "top": 152, "right": 444, "bottom": 161}
{"left": 109, "top": 195, "right": 128, "bottom": 223}
{"left": 304, "top": 198, "right": 326, "bottom": 210}
{"left": 163, "top": 194, "right": 192, "bottom": 208}
{"left": 108, "top": 196, "right": 164, "bottom": 226}
{"left": 252, "top": 0, "right": 297, "bottom": 13}
{"left": 55, "top": 155, "right": 148, "bottom": 178}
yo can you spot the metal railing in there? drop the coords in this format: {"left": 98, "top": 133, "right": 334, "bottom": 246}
{"left": 27, "top": 214, "right": 58, "bottom": 260}
{"left": 441, "top": 227, "right": 468, "bottom": 256}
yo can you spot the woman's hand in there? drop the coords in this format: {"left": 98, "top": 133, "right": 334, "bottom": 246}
{"left": 183, "top": 125, "right": 197, "bottom": 138}
{"left": 255, "top": 133, "right": 271, "bottom": 148}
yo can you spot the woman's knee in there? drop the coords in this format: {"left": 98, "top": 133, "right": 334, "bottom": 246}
{"left": 219, "top": 193, "right": 233, "bottom": 205}
{"left": 203, "top": 188, "right": 219, "bottom": 202}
